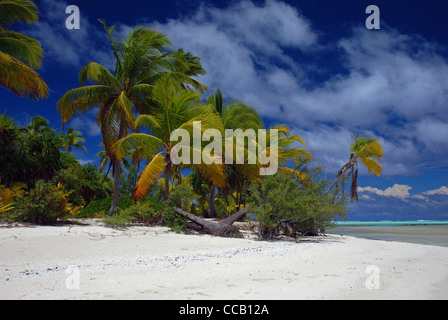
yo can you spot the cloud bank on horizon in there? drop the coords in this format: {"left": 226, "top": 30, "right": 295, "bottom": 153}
{"left": 24, "top": 0, "right": 448, "bottom": 219}
{"left": 355, "top": 184, "right": 448, "bottom": 220}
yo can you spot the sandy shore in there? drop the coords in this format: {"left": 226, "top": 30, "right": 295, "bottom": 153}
{"left": 1, "top": 220, "right": 447, "bottom": 300}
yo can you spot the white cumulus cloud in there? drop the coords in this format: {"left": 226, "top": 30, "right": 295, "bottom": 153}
{"left": 358, "top": 184, "right": 412, "bottom": 199}
{"left": 136, "top": 0, "right": 448, "bottom": 178}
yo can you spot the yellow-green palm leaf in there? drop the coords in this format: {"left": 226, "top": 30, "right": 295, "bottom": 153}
{"left": 0, "top": 0, "right": 48, "bottom": 99}
{"left": 0, "top": 51, "right": 47, "bottom": 99}
{"left": 0, "top": 0, "right": 38, "bottom": 26}
{"left": 0, "top": 30, "right": 42, "bottom": 68}
{"left": 351, "top": 136, "right": 384, "bottom": 177}
{"left": 133, "top": 152, "right": 165, "bottom": 199}
{"left": 351, "top": 137, "right": 384, "bottom": 159}
{"left": 112, "top": 132, "right": 164, "bottom": 161}
{"left": 360, "top": 156, "right": 383, "bottom": 177}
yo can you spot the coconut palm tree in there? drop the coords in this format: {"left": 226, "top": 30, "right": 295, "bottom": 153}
{"left": 112, "top": 76, "right": 225, "bottom": 201}
{"left": 272, "top": 125, "right": 313, "bottom": 182}
{"left": 205, "top": 88, "right": 263, "bottom": 216}
{"left": 63, "top": 127, "right": 87, "bottom": 153}
{"left": 19, "top": 115, "right": 54, "bottom": 136}
{"left": 327, "top": 135, "right": 384, "bottom": 200}
{"left": 206, "top": 89, "right": 312, "bottom": 216}
{"left": 0, "top": 0, "right": 48, "bottom": 99}
{"left": 57, "top": 21, "right": 207, "bottom": 215}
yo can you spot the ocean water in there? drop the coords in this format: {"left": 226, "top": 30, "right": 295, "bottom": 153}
{"left": 327, "top": 221, "right": 448, "bottom": 247}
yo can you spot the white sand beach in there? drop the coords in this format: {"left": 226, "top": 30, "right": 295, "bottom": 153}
{"left": 1, "top": 220, "right": 447, "bottom": 300}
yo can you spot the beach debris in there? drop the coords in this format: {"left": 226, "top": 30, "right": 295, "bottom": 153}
{"left": 174, "top": 206, "right": 251, "bottom": 238}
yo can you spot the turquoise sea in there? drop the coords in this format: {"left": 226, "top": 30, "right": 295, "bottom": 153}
{"left": 327, "top": 220, "right": 448, "bottom": 247}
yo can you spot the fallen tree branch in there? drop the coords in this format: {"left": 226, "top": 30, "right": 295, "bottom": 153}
{"left": 174, "top": 206, "right": 251, "bottom": 238}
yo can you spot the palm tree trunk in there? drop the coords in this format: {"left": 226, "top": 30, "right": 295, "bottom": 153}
{"left": 108, "top": 119, "right": 126, "bottom": 216}
{"left": 101, "top": 161, "right": 112, "bottom": 184}
{"left": 326, "top": 154, "right": 358, "bottom": 195}
{"left": 163, "top": 154, "right": 171, "bottom": 201}
{"left": 209, "top": 184, "right": 216, "bottom": 218}
{"left": 108, "top": 158, "right": 121, "bottom": 216}
{"left": 351, "top": 165, "right": 358, "bottom": 201}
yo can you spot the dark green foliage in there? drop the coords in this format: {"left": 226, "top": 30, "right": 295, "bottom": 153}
{"left": 249, "top": 170, "right": 348, "bottom": 240}
{"left": 78, "top": 195, "right": 134, "bottom": 218}
{"left": 0, "top": 114, "right": 64, "bottom": 187}
{"left": 189, "top": 170, "right": 209, "bottom": 215}
{"left": 101, "top": 197, "right": 165, "bottom": 226}
{"left": 7, "top": 180, "right": 69, "bottom": 225}
{"left": 0, "top": 114, "right": 111, "bottom": 221}
{"left": 166, "top": 184, "right": 196, "bottom": 211}
{"left": 164, "top": 184, "right": 196, "bottom": 232}
{"left": 0, "top": 115, "right": 22, "bottom": 186}
{"left": 0, "top": 114, "right": 17, "bottom": 145}
{"left": 54, "top": 163, "right": 110, "bottom": 207}
{"left": 25, "top": 131, "right": 64, "bottom": 183}
{"left": 163, "top": 207, "right": 186, "bottom": 233}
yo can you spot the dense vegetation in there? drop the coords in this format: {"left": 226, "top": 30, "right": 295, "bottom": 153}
{"left": 0, "top": 0, "right": 384, "bottom": 239}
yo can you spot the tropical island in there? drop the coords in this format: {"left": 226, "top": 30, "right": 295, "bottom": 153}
{"left": 0, "top": 0, "right": 385, "bottom": 238}
{"left": 1, "top": 0, "right": 448, "bottom": 301}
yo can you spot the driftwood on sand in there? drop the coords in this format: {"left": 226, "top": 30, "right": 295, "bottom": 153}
{"left": 174, "top": 206, "right": 251, "bottom": 238}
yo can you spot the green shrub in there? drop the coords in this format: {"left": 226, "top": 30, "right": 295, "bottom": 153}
{"left": 248, "top": 172, "right": 347, "bottom": 240}
{"left": 7, "top": 180, "right": 70, "bottom": 225}
{"left": 102, "top": 198, "right": 166, "bottom": 226}
{"left": 163, "top": 207, "right": 187, "bottom": 233}
{"left": 102, "top": 212, "right": 134, "bottom": 226}
{"left": 121, "top": 203, "right": 159, "bottom": 221}
{"left": 78, "top": 195, "right": 133, "bottom": 218}
{"left": 163, "top": 184, "right": 196, "bottom": 232}
{"left": 140, "top": 196, "right": 165, "bottom": 213}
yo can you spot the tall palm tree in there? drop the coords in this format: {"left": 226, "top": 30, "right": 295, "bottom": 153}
{"left": 63, "top": 127, "right": 87, "bottom": 153}
{"left": 206, "top": 89, "right": 311, "bottom": 215}
{"left": 328, "top": 135, "right": 384, "bottom": 200}
{"left": 0, "top": 0, "right": 48, "bottom": 99}
{"left": 206, "top": 88, "right": 263, "bottom": 217}
{"left": 57, "top": 21, "right": 207, "bottom": 215}
{"left": 112, "top": 76, "right": 225, "bottom": 201}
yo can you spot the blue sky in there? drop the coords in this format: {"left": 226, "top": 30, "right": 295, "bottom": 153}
{"left": 1, "top": 0, "right": 448, "bottom": 220}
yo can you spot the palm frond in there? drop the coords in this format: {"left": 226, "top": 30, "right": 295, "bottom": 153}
{"left": 194, "top": 159, "right": 227, "bottom": 188}
{"left": 222, "top": 102, "right": 263, "bottom": 130}
{"left": 129, "top": 83, "right": 153, "bottom": 100}
{"left": 360, "top": 156, "right": 383, "bottom": 177}
{"left": 57, "top": 85, "right": 114, "bottom": 124}
{"left": 351, "top": 136, "right": 384, "bottom": 159}
{"left": 112, "top": 91, "right": 136, "bottom": 129}
{"left": 0, "top": 30, "right": 43, "bottom": 68}
{"left": 0, "top": 51, "right": 48, "bottom": 100}
{"left": 278, "top": 166, "right": 310, "bottom": 183}
{"left": 0, "top": 0, "right": 38, "bottom": 26}
{"left": 133, "top": 152, "right": 165, "bottom": 199}
{"left": 112, "top": 133, "right": 164, "bottom": 161}
{"left": 135, "top": 113, "right": 162, "bottom": 131}
{"left": 79, "top": 62, "right": 121, "bottom": 88}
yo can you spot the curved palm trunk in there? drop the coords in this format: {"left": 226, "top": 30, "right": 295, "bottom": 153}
{"left": 101, "top": 161, "right": 113, "bottom": 184}
{"left": 327, "top": 154, "right": 358, "bottom": 198}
